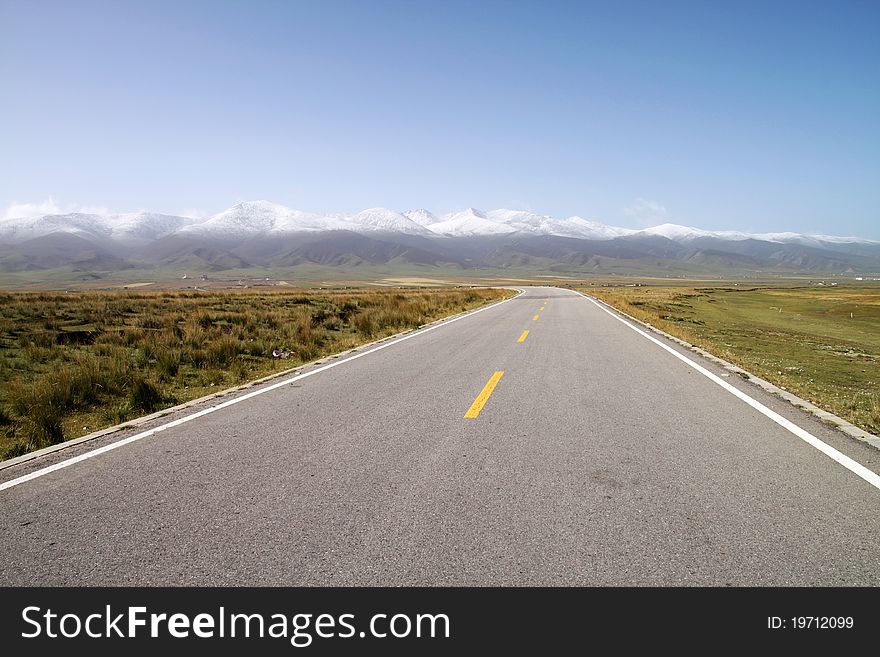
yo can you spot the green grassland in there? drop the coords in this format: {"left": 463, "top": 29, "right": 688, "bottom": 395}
{"left": 0, "top": 286, "right": 510, "bottom": 460}
{"left": 582, "top": 284, "right": 880, "bottom": 436}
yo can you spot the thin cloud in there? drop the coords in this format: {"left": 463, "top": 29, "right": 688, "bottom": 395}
{"left": 624, "top": 198, "right": 670, "bottom": 227}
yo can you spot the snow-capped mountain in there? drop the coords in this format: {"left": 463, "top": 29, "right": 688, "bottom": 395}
{"left": 178, "top": 200, "right": 352, "bottom": 238}
{"left": 750, "top": 232, "right": 873, "bottom": 246}
{"left": 485, "top": 209, "right": 636, "bottom": 240}
{"left": 427, "top": 208, "right": 518, "bottom": 237}
{"left": 110, "top": 212, "right": 196, "bottom": 242}
{"left": 564, "top": 216, "right": 636, "bottom": 240}
{"left": 179, "top": 201, "right": 292, "bottom": 238}
{"left": 0, "top": 212, "right": 112, "bottom": 244}
{"left": 487, "top": 209, "right": 562, "bottom": 236}
{"left": 636, "top": 223, "right": 717, "bottom": 240}
{"left": 403, "top": 209, "right": 441, "bottom": 228}
{"left": 0, "top": 211, "right": 192, "bottom": 244}
{"left": 347, "top": 208, "right": 433, "bottom": 235}
{"left": 1, "top": 200, "right": 878, "bottom": 277}
{"left": 2, "top": 200, "right": 875, "bottom": 245}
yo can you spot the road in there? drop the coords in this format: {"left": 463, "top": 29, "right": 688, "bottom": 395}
{"left": 1, "top": 286, "right": 879, "bottom": 585}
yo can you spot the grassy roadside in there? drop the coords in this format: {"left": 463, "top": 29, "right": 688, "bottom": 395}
{"left": 0, "top": 287, "right": 510, "bottom": 459}
{"left": 580, "top": 284, "right": 880, "bottom": 436}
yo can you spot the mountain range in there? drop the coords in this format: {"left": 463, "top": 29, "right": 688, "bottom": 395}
{"left": 2, "top": 200, "right": 879, "bottom": 279}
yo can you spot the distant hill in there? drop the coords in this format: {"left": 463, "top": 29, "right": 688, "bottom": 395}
{"left": 1, "top": 200, "right": 878, "bottom": 281}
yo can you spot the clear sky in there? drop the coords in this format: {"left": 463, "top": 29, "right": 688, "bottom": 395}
{"left": 1, "top": 0, "right": 878, "bottom": 237}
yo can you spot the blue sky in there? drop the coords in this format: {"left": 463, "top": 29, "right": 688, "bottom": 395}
{"left": 1, "top": 0, "right": 878, "bottom": 237}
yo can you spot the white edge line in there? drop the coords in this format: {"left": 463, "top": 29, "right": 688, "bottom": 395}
{"left": 0, "top": 288, "right": 525, "bottom": 492}
{"left": 574, "top": 290, "right": 880, "bottom": 492}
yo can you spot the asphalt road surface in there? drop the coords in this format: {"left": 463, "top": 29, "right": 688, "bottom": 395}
{"left": 1, "top": 287, "right": 878, "bottom": 585}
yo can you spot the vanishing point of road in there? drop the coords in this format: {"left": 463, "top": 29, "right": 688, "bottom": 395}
{"left": 1, "top": 287, "right": 878, "bottom": 585}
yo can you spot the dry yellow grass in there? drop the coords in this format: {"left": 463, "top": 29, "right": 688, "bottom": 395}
{"left": 0, "top": 287, "right": 510, "bottom": 459}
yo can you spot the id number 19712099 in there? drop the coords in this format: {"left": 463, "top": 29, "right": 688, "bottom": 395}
{"left": 768, "top": 617, "right": 853, "bottom": 630}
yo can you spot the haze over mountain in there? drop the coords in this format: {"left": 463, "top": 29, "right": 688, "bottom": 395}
{"left": 1, "top": 201, "right": 878, "bottom": 280}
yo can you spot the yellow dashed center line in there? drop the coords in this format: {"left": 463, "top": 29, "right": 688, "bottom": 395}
{"left": 464, "top": 371, "right": 504, "bottom": 419}
{"left": 517, "top": 330, "right": 529, "bottom": 343}
{"left": 533, "top": 314, "right": 539, "bottom": 321}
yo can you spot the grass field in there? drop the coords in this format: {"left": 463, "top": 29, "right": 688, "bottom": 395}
{"left": 0, "top": 286, "right": 509, "bottom": 460}
{"left": 582, "top": 284, "right": 880, "bottom": 436}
